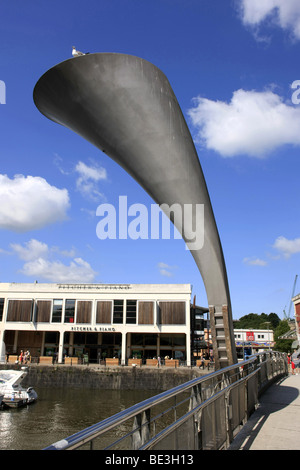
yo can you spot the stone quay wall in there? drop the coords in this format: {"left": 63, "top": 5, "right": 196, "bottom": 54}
{"left": 0, "top": 364, "right": 206, "bottom": 391}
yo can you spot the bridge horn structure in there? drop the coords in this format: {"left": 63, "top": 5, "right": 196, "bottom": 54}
{"left": 33, "top": 53, "right": 237, "bottom": 369}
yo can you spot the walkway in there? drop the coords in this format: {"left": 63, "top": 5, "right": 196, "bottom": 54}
{"left": 229, "top": 373, "right": 300, "bottom": 450}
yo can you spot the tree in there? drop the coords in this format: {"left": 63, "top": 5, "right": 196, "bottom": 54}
{"left": 274, "top": 320, "right": 293, "bottom": 353}
{"left": 233, "top": 312, "right": 280, "bottom": 330}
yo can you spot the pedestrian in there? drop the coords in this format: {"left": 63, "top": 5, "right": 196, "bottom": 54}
{"left": 19, "top": 350, "right": 23, "bottom": 364}
{"left": 291, "top": 359, "right": 296, "bottom": 375}
{"left": 287, "top": 353, "right": 291, "bottom": 373}
{"left": 24, "top": 350, "right": 31, "bottom": 364}
{"left": 292, "top": 349, "right": 300, "bottom": 375}
{"left": 297, "top": 354, "right": 300, "bottom": 375}
{"left": 205, "top": 352, "right": 210, "bottom": 369}
{"left": 198, "top": 354, "right": 204, "bottom": 369}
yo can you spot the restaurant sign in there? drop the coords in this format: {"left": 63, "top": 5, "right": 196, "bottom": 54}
{"left": 70, "top": 326, "right": 116, "bottom": 332}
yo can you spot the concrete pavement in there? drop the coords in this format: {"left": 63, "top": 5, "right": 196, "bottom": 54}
{"left": 229, "top": 373, "right": 300, "bottom": 450}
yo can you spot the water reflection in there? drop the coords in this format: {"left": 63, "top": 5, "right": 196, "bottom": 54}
{"left": 0, "top": 387, "right": 155, "bottom": 450}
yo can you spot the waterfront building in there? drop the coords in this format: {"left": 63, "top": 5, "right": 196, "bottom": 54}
{"left": 234, "top": 328, "right": 274, "bottom": 358}
{"left": 0, "top": 281, "right": 278, "bottom": 367}
{"left": 0, "top": 282, "right": 193, "bottom": 366}
{"left": 292, "top": 293, "right": 300, "bottom": 348}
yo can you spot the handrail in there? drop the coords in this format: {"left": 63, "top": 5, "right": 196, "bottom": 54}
{"left": 44, "top": 351, "right": 287, "bottom": 450}
{"left": 139, "top": 365, "right": 260, "bottom": 450}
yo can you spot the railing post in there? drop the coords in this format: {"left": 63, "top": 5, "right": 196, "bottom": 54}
{"left": 189, "top": 384, "right": 202, "bottom": 411}
{"left": 225, "top": 390, "right": 233, "bottom": 448}
{"left": 132, "top": 409, "right": 151, "bottom": 450}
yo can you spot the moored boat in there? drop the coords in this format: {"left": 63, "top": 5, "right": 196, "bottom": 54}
{"left": 0, "top": 368, "right": 37, "bottom": 409}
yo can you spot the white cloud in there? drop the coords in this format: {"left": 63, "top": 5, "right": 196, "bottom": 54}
{"left": 53, "top": 153, "right": 70, "bottom": 175}
{"left": 75, "top": 161, "right": 107, "bottom": 200}
{"left": 20, "top": 257, "right": 97, "bottom": 283}
{"left": 10, "top": 239, "right": 48, "bottom": 261}
{"left": 11, "top": 239, "right": 97, "bottom": 283}
{"left": 0, "top": 174, "right": 70, "bottom": 232}
{"left": 243, "top": 257, "right": 267, "bottom": 266}
{"left": 239, "top": 0, "right": 300, "bottom": 40}
{"left": 51, "top": 246, "right": 76, "bottom": 258}
{"left": 188, "top": 88, "right": 300, "bottom": 157}
{"left": 243, "top": 236, "right": 300, "bottom": 266}
{"left": 273, "top": 236, "right": 300, "bottom": 258}
{"left": 157, "top": 262, "right": 177, "bottom": 277}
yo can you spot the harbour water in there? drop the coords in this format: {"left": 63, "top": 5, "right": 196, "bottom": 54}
{"left": 0, "top": 387, "right": 155, "bottom": 450}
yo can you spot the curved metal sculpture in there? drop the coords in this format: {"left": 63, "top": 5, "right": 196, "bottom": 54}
{"left": 33, "top": 53, "right": 237, "bottom": 368}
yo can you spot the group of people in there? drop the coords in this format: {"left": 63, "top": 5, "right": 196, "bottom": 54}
{"left": 287, "top": 350, "right": 300, "bottom": 375}
{"left": 18, "top": 350, "right": 31, "bottom": 364}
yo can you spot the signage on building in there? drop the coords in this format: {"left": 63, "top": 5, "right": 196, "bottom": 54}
{"left": 70, "top": 326, "right": 116, "bottom": 332}
{"left": 59, "top": 284, "right": 131, "bottom": 290}
{"left": 246, "top": 331, "right": 254, "bottom": 341}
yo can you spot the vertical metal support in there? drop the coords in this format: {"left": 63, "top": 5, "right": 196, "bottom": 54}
{"left": 189, "top": 384, "right": 202, "bottom": 411}
{"left": 225, "top": 391, "right": 233, "bottom": 448}
{"left": 58, "top": 331, "right": 64, "bottom": 364}
{"left": 132, "top": 409, "right": 151, "bottom": 450}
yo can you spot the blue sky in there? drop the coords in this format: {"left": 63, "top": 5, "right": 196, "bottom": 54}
{"left": 1, "top": 0, "right": 300, "bottom": 319}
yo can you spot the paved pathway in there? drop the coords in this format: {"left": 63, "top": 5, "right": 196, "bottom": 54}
{"left": 229, "top": 374, "right": 300, "bottom": 450}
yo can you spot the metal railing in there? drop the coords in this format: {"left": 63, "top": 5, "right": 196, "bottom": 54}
{"left": 44, "top": 351, "right": 287, "bottom": 451}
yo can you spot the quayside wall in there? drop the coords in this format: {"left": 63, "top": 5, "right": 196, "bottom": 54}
{"left": 0, "top": 364, "right": 204, "bottom": 391}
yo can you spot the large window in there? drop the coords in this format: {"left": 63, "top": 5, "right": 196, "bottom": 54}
{"left": 64, "top": 299, "right": 75, "bottom": 323}
{"left": 194, "top": 316, "right": 204, "bottom": 332}
{"left": 52, "top": 299, "right": 63, "bottom": 323}
{"left": 0, "top": 298, "right": 4, "bottom": 321}
{"left": 113, "top": 300, "right": 123, "bottom": 324}
{"left": 126, "top": 300, "right": 137, "bottom": 324}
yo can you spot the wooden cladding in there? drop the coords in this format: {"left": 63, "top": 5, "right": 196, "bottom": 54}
{"left": 159, "top": 302, "right": 186, "bottom": 324}
{"left": 138, "top": 302, "right": 154, "bottom": 324}
{"left": 7, "top": 300, "right": 33, "bottom": 322}
{"left": 36, "top": 300, "right": 51, "bottom": 323}
{"left": 96, "top": 301, "right": 112, "bottom": 324}
{"left": 76, "top": 301, "right": 92, "bottom": 324}
{"left": 4, "top": 298, "right": 187, "bottom": 326}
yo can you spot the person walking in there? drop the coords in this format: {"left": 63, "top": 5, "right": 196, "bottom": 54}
{"left": 287, "top": 353, "right": 291, "bottom": 373}
{"left": 291, "top": 350, "right": 300, "bottom": 375}
{"left": 18, "top": 350, "right": 23, "bottom": 364}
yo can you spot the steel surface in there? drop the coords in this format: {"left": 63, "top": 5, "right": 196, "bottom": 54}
{"left": 33, "top": 53, "right": 236, "bottom": 365}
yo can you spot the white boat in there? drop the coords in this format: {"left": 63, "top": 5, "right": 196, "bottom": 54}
{"left": 0, "top": 368, "right": 38, "bottom": 408}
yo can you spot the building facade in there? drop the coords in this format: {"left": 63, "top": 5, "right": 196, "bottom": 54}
{"left": 234, "top": 328, "right": 274, "bottom": 358}
{"left": 0, "top": 282, "right": 192, "bottom": 366}
{"left": 292, "top": 293, "right": 300, "bottom": 347}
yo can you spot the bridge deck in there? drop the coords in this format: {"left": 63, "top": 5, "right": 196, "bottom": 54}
{"left": 229, "top": 373, "right": 300, "bottom": 450}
